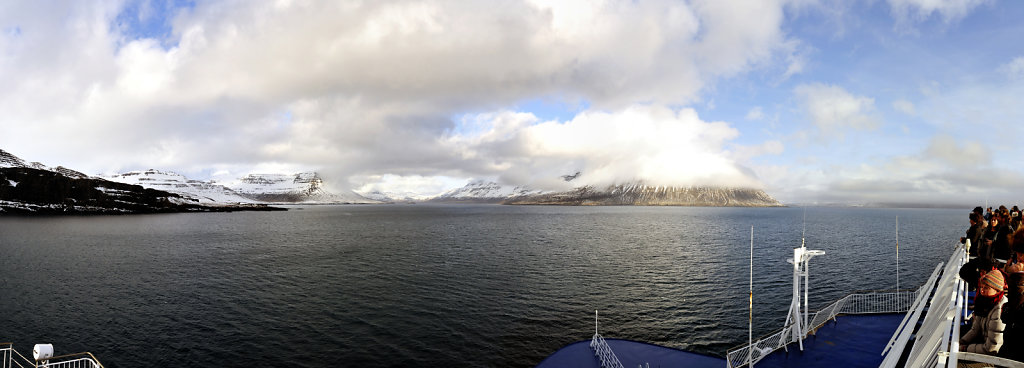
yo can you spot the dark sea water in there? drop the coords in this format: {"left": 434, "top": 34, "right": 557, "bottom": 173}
{"left": 0, "top": 205, "right": 963, "bottom": 367}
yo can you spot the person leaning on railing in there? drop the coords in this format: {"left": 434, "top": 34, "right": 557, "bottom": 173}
{"left": 962, "top": 211, "right": 986, "bottom": 257}
{"left": 961, "top": 270, "right": 1008, "bottom": 355}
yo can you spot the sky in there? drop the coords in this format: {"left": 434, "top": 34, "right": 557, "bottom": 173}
{"left": 1, "top": 0, "right": 1023, "bottom": 206}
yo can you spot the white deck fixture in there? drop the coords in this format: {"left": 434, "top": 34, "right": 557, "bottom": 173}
{"left": 782, "top": 239, "right": 825, "bottom": 352}
{"left": 590, "top": 310, "right": 625, "bottom": 368}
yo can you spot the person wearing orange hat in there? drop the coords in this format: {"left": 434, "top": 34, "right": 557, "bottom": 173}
{"left": 961, "top": 270, "right": 1008, "bottom": 354}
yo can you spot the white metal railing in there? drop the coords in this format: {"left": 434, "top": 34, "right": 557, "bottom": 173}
{"left": 1, "top": 345, "right": 103, "bottom": 368}
{"left": 725, "top": 329, "right": 785, "bottom": 368}
{"left": 2, "top": 343, "right": 34, "bottom": 368}
{"left": 726, "top": 288, "right": 919, "bottom": 368}
{"left": 878, "top": 262, "right": 945, "bottom": 367}
{"left": 956, "top": 352, "right": 1024, "bottom": 368}
{"left": 590, "top": 334, "right": 625, "bottom": 368}
{"left": 900, "top": 245, "right": 966, "bottom": 368}
{"left": 38, "top": 356, "right": 102, "bottom": 368}
{"left": 807, "top": 290, "right": 919, "bottom": 333}
{"left": 590, "top": 311, "right": 625, "bottom": 368}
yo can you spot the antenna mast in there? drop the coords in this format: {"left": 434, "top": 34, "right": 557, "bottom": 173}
{"left": 749, "top": 226, "right": 754, "bottom": 368}
{"left": 896, "top": 216, "right": 899, "bottom": 291}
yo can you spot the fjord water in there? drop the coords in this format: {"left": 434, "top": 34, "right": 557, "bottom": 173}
{"left": 0, "top": 205, "right": 962, "bottom": 367}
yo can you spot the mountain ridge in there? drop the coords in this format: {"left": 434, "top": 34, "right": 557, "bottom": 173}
{"left": 503, "top": 183, "right": 783, "bottom": 206}
{"left": 2, "top": 148, "right": 785, "bottom": 209}
{"left": 0, "top": 149, "right": 284, "bottom": 214}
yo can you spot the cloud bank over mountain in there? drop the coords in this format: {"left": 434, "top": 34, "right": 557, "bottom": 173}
{"left": 1, "top": 0, "right": 1022, "bottom": 206}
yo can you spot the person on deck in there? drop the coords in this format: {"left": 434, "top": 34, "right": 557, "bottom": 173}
{"left": 995, "top": 209, "right": 1014, "bottom": 261}
{"left": 960, "top": 257, "right": 996, "bottom": 292}
{"left": 1005, "top": 228, "right": 1024, "bottom": 275}
{"left": 984, "top": 211, "right": 1010, "bottom": 263}
{"left": 960, "top": 270, "right": 1008, "bottom": 355}
{"left": 963, "top": 212, "right": 986, "bottom": 257}
{"left": 1012, "top": 206, "right": 1022, "bottom": 232}
{"left": 999, "top": 272, "right": 1024, "bottom": 361}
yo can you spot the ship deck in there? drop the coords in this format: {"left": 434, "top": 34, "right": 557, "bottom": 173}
{"left": 536, "top": 245, "right": 1024, "bottom": 368}
{"left": 753, "top": 313, "right": 904, "bottom": 367}
{"left": 535, "top": 313, "right": 903, "bottom": 368}
{"left": 535, "top": 338, "right": 724, "bottom": 368}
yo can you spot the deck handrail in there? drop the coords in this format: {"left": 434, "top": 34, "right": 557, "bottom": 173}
{"left": 878, "top": 261, "right": 945, "bottom": 367}
{"left": 901, "top": 245, "right": 966, "bottom": 367}
{"left": 1, "top": 344, "right": 103, "bottom": 368}
{"left": 38, "top": 352, "right": 105, "bottom": 368}
{"left": 2, "top": 343, "right": 36, "bottom": 368}
{"left": 725, "top": 288, "right": 919, "bottom": 368}
{"left": 956, "top": 352, "right": 1024, "bottom": 368}
{"left": 590, "top": 333, "right": 625, "bottom": 368}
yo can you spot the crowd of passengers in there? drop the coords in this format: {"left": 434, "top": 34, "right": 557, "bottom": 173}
{"left": 958, "top": 205, "right": 1024, "bottom": 360}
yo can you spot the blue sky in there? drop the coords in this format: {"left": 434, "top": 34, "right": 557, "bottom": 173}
{"left": 1, "top": 0, "right": 1022, "bottom": 205}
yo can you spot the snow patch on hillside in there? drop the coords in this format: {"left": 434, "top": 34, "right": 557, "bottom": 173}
{"left": 431, "top": 180, "right": 546, "bottom": 202}
{"left": 227, "top": 173, "right": 379, "bottom": 204}
{"left": 107, "top": 170, "right": 255, "bottom": 205}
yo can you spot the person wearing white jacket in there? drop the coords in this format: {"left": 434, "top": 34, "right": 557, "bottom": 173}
{"left": 961, "top": 270, "right": 1008, "bottom": 354}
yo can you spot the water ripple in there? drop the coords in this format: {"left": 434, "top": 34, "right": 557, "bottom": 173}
{"left": 0, "top": 206, "right": 962, "bottom": 367}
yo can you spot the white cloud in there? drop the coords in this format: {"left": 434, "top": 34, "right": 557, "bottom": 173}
{"left": 746, "top": 106, "right": 765, "bottom": 120}
{"left": 892, "top": 99, "right": 916, "bottom": 115}
{"left": 794, "top": 83, "right": 879, "bottom": 135}
{"left": 445, "top": 104, "right": 764, "bottom": 190}
{"left": 922, "top": 135, "right": 989, "bottom": 168}
{"left": 763, "top": 134, "right": 1011, "bottom": 206}
{"left": 0, "top": 0, "right": 806, "bottom": 189}
{"left": 1000, "top": 56, "right": 1024, "bottom": 80}
{"left": 353, "top": 174, "right": 467, "bottom": 197}
{"left": 887, "top": 0, "right": 991, "bottom": 24}
{"left": 733, "top": 140, "right": 784, "bottom": 162}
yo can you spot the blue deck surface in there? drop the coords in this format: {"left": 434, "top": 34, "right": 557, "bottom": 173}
{"left": 537, "top": 313, "right": 904, "bottom": 368}
{"left": 749, "top": 313, "right": 905, "bottom": 368}
{"left": 536, "top": 339, "right": 725, "bottom": 368}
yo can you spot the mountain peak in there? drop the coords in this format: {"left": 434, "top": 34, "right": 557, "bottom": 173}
{"left": 230, "top": 172, "right": 376, "bottom": 204}
{"left": 0, "top": 149, "right": 28, "bottom": 168}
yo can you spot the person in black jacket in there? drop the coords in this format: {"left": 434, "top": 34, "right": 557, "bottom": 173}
{"left": 963, "top": 212, "right": 986, "bottom": 257}
{"left": 985, "top": 210, "right": 1012, "bottom": 263}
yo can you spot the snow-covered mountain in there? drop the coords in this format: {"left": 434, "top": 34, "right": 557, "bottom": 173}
{"left": 429, "top": 180, "right": 546, "bottom": 203}
{"left": 505, "top": 183, "right": 783, "bottom": 206}
{"left": 110, "top": 170, "right": 380, "bottom": 204}
{"left": 106, "top": 170, "right": 254, "bottom": 205}
{"left": 228, "top": 173, "right": 378, "bottom": 204}
{"left": 358, "top": 189, "right": 432, "bottom": 203}
{"left": 4, "top": 148, "right": 784, "bottom": 208}
{"left": 0, "top": 149, "right": 26, "bottom": 168}
{"left": 0, "top": 149, "right": 285, "bottom": 214}
{"left": 428, "top": 178, "right": 783, "bottom": 206}
{"left": 1, "top": 149, "right": 90, "bottom": 179}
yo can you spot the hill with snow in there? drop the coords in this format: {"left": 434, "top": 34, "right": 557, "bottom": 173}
{"left": 0, "top": 149, "right": 283, "bottom": 214}
{"left": 358, "top": 189, "right": 433, "bottom": 203}
{"left": 228, "top": 173, "right": 378, "bottom": 204}
{"left": 106, "top": 170, "right": 255, "bottom": 205}
{"left": 429, "top": 180, "right": 546, "bottom": 203}
{"left": 3, "top": 148, "right": 784, "bottom": 208}
{"left": 505, "top": 183, "right": 783, "bottom": 206}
